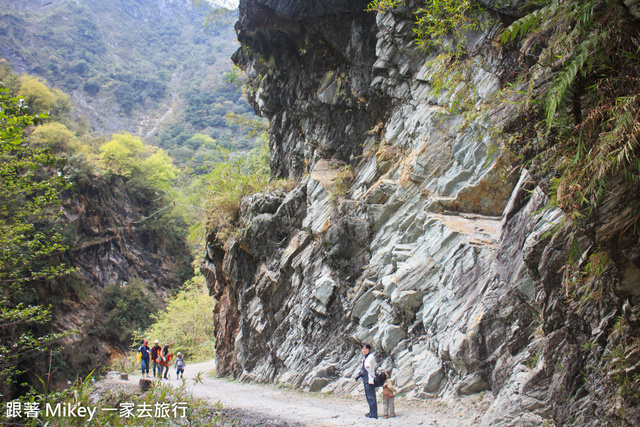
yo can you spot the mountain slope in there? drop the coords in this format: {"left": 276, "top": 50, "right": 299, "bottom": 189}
{"left": 0, "top": 0, "right": 258, "bottom": 160}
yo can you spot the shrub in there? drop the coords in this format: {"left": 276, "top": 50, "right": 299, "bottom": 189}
{"left": 29, "top": 122, "right": 76, "bottom": 153}
{"left": 91, "top": 279, "right": 160, "bottom": 348}
{"left": 138, "top": 276, "right": 215, "bottom": 362}
{"left": 83, "top": 79, "right": 101, "bottom": 95}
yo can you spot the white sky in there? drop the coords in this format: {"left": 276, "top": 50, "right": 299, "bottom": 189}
{"left": 208, "top": 0, "right": 239, "bottom": 9}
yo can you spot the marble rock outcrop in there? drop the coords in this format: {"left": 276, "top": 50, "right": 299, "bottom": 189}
{"left": 202, "top": 1, "right": 640, "bottom": 425}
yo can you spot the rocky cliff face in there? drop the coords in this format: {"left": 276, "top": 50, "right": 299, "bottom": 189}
{"left": 202, "top": 1, "right": 640, "bottom": 425}
{"left": 47, "top": 173, "right": 189, "bottom": 377}
{"left": 63, "top": 175, "right": 189, "bottom": 294}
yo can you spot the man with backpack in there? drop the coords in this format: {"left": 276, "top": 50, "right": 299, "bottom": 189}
{"left": 354, "top": 343, "right": 378, "bottom": 419}
{"left": 138, "top": 339, "right": 151, "bottom": 378}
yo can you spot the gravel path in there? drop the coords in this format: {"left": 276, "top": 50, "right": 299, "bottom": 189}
{"left": 120, "top": 360, "right": 490, "bottom": 426}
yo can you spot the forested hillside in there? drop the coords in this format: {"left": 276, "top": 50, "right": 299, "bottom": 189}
{"left": 0, "top": 0, "right": 277, "bottom": 403}
{"left": 0, "top": 0, "right": 263, "bottom": 168}
{"left": 0, "top": 62, "right": 190, "bottom": 398}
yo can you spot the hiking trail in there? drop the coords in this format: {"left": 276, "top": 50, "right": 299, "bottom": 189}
{"left": 102, "top": 360, "right": 490, "bottom": 426}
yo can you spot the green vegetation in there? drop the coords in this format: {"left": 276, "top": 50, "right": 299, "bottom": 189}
{"left": 93, "top": 280, "right": 161, "bottom": 348}
{"left": 495, "top": 1, "right": 640, "bottom": 335}
{"left": 0, "top": 20, "right": 276, "bottom": 393}
{"left": 100, "top": 133, "right": 178, "bottom": 191}
{"left": 200, "top": 143, "right": 282, "bottom": 242}
{"left": 0, "top": 0, "right": 265, "bottom": 171}
{"left": 0, "top": 88, "right": 73, "bottom": 390}
{"left": 138, "top": 277, "right": 216, "bottom": 363}
{"left": 330, "top": 164, "right": 355, "bottom": 204}
{"left": 370, "top": 0, "right": 640, "bottom": 228}
{"left": 0, "top": 0, "right": 281, "bottom": 410}
{"left": 0, "top": 370, "right": 233, "bottom": 426}
{"left": 0, "top": 64, "right": 194, "bottom": 397}
{"left": 366, "top": 0, "right": 491, "bottom": 53}
{"left": 370, "top": 0, "right": 640, "bottom": 259}
{"left": 30, "top": 122, "right": 76, "bottom": 153}
{"left": 524, "top": 350, "right": 540, "bottom": 369}
{"left": 16, "top": 75, "right": 71, "bottom": 119}
{"left": 191, "top": 0, "right": 237, "bottom": 30}
{"left": 159, "top": 80, "right": 265, "bottom": 169}
{"left": 501, "top": 0, "right": 640, "bottom": 229}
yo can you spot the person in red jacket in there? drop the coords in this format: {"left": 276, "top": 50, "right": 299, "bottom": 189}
{"left": 150, "top": 340, "right": 162, "bottom": 378}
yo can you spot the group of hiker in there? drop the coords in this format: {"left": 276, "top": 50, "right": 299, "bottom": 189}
{"left": 137, "top": 339, "right": 186, "bottom": 380}
{"left": 138, "top": 340, "right": 395, "bottom": 419}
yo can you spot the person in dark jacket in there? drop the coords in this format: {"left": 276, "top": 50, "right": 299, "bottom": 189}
{"left": 354, "top": 343, "right": 378, "bottom": 419}
{"left": 151, "top": 340, "right": 162, "bottom": 378}
{"left": 138, "top": 339, "right": 151, "bottom": 378}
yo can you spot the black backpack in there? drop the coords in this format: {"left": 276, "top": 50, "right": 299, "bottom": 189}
{"left": 373, "top": 371, "right": 387, "bottom": 388}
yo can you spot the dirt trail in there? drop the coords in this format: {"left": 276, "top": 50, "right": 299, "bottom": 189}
{"left": 122, "top": 360, "right": 490, "bottom": 426}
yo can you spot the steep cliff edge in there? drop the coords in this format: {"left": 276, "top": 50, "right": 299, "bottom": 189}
{"left": 63, "top": 174, "right": 190, "bottom": 295}
{"left": 24, "top": 172, "right": 191, "bottom": 393}
{"left": 202, "top": 1, "right": 640, "bottom": 425}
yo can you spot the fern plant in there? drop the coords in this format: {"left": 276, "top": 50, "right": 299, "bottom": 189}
{"left": 369, "top": 0, "right": 640, "bottom": 237}
{"left": 367, "top": 0, "right": 493, "bottom": 53}
{"left": 501, "top": 0, "right": 640, "bottom": 234}
{"left": 501, "top": 0, "right": 602, "bottom": 131}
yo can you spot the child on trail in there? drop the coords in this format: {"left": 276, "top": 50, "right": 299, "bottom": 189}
{"left": 174, "top": 352, "right": 186, "bottom": 379}
{"left": 382, "top": 373, "right": 397, "bottom": 418}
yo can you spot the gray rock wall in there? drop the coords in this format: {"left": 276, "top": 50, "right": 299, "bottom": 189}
{"left": 202, "top": 1, "right": 640, "bottom": 425}
{"left": 63, "top": 175, "right": 188, "bottom": 294}
{"left": 54, "top": 173, "right": 190, "bottom": 351}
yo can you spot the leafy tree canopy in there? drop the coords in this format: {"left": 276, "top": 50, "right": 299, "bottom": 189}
{"left": 17, "top": 75, "right": 71, "bottom": 118}
{"left": 29, "top": 121, "right": 76, "bottom": 153}
{"left": 0, "top": 88, "right": 73, "bottom": 385}
{"left": 93, "top": 279, "right": 161, "bottom": 348}
{"left": 99, "top": 132, "right": 150, "bottom": 177}
{"left": 141, "top": 148, "right": 178, "bottom": 191}
{"left": 138, "top": 276, "right": 215, "bottom": 362}
{"left": 99, "top": 132, "right": 179, "bottom": 191}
